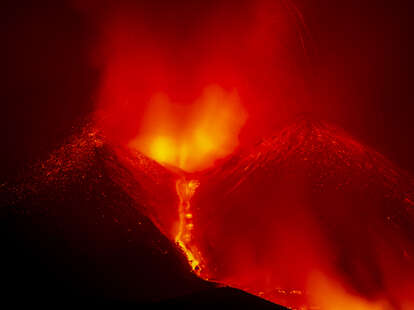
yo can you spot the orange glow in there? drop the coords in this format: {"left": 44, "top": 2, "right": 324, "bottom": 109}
{"left": 129, "top": 85, "right": 247, "bottom": 172}
{"left": 80, "top": 1, "right": 414, "bottom": 309}
{"left": 181, "top": 120, "right": 414, "bottom": 309}
{"left": 308, "top": 272, "right": 389, "bottom": 310}
{"left": 175, "top": 178, "right": 204, "bottom": 274}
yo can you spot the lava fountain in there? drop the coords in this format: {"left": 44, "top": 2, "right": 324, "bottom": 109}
{"left": 128, "top": 85, "right": 247, "bottom": 172}
{"left": 126, "top": 84, "right": 247, "bottom": 277}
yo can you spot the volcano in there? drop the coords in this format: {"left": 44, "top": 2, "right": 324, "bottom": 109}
{"left": 0, "top": 122, "right": 200, "bottom": 302}
{"left": 0, "top": 121, "right": 285, "bottom": 308}
{"left": 190, "top": 118, "right": 414, "bottom": 308}
{"left": 2, "top": 118, "right": 414, "bottom": 309}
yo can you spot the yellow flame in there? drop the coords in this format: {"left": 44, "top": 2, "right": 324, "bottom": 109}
{"left": 129, "top": 85, "right": 247, "bottom": 172}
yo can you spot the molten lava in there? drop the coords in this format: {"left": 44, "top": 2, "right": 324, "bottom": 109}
{"left": 129, "top": 85, "right": 247, "bottom": 172}
{"left": 175, "top": 178, "right": 204, "bottom": 274}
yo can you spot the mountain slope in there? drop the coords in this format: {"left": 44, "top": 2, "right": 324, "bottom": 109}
{"left": 191, "top": 119, "right": 414, "bottom": 308}
{"left": 0, "top": 122, "right": 210, "bottom": 304}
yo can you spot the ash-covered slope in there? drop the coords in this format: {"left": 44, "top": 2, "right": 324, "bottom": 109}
{"left": 0, "top": 122, "right": 210, "bottom": 305}
{"left": 192, "top": 119, "right": 414, "bottom": 308}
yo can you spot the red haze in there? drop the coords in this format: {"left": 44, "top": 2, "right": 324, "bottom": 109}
{"left": 72, "top": 1, "right": 414, "bottom": 309}
{"left": 75, "top": 0, "right": 310, "bottom": 157}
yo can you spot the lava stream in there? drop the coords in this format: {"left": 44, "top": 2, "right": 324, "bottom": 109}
{"left": 175, "top": 177, "right": 204, "bottom": 275}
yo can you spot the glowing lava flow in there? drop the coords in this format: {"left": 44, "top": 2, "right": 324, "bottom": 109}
{"left": 175, "top": 177, "right": 204, "bottom": 275}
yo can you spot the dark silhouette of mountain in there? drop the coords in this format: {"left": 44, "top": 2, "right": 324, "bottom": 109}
{"left": 191, "top": 119, "right": 414, "bottom": 308}
{"left": 0, "top": 121, "right": 288, "bottom": 309}
{"left": 0, "top": 122, "right": 200, "bottom": 303}
{"left": 4, "top": 117, "right": 413, "bottom": 308}
{"left": 158, "top": 286, "right": 286, "bottom": 309}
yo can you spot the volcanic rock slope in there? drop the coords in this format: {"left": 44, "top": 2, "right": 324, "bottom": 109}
{"left": 0, "top": 121, "right": 290, "bottom": 309}
{"left": 0, "top": 122, "right": 209, "bottom": 304}
{"left": 192, "top": 119, "right": 414, "bottom": 306}
{"left": 3, "top": 117, "right": 413, "bottom": 308}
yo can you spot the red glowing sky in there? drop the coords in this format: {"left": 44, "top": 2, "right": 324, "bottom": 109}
{"left": 76, "top": 0, "right": 312, "bottom": 166}
{"left": 0, "top": 2, "right": 414, "bottom": 310}
{"left": 0, "top": 0, "right": 413, "bottom": 309}
{"left": 2, "top": 0, "right": 414, "bottom": 182}
{"left": 66, "top": 3, "right": 414, "bottom": 310}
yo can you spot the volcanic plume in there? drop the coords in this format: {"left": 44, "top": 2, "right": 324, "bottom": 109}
{"left": 128, "top": 85, "right": 247, "bottom": 172}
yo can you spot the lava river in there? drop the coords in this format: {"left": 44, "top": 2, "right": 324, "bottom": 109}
{"left": 175, "top": 177, "right": 204, "bottom": 274}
